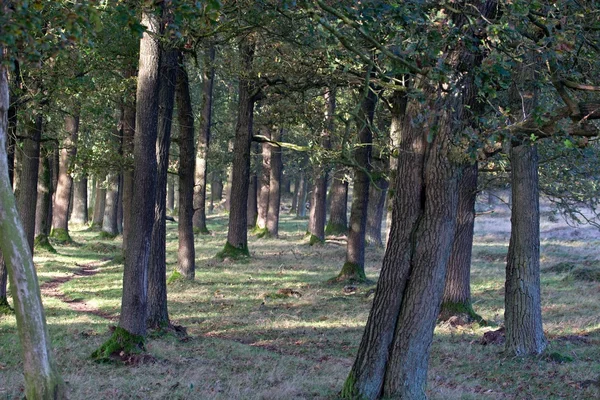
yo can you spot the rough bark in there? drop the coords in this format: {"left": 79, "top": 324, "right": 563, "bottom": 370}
{"left": 210, "top": 173, "right": 223, "bottom": 211}
{"left": 247, "top": 170, "right": 258, "bottom": 228}
{"left": 505, "top": 144, "right": 546, "bottom": 355}
{"left": 221, "top": 35, "right": 256, "bottom": 258}
{"left": 50, "top": 112, "right": 79, "bottom": 242}
{"left": 16, "top": 114, "right": 42, "bottom": 253}
{"left": 266, "top": 128, "right": 283, "bottom": 238}
{"left": 102, "top": 172, "right": 119, "bottom": 236}
{"left": 256, "top": 129, "right": 271, "bottom": 231}
{"left": 339, "top": 87, "right": 376, "bottom": 281}
{"left": 308, "top": 88, "right": 335, "bottom": 245}
{"left": 147, "top": 45, "right": 177, "bottom": 328}
{"left": 167, "top": 175, "right": 175, "bottom": 212}
{"left": 296, "top": 171, "right": 308, "bottom": 218}
{"left": 440, "top": 163, "right": 480, "bottom": 321}
{"left": 71, "top": 176, "right": 88, "bottom": 225}
{"left": 0, "top": 51, "right": 65, "bottom": 400}
{"left": 91, "top": 176, "right": 106, "bottom": 229}
{"left": 176, "top": 58, "right": 196, "bottom": 280}
{"left": 290, "top": 175, "right": 300, "bottom": 213}
{"left": 365, "top": 157, "right": 389, "bottom": 248}
{"left": 192, "top": 45, "right": 215, "bottom": 235}
{"left": 34, "top": 145, "right": 54, "bottom": 252}
{"left": 122, "top": 73, "right": 136, "bottom": 253}
{"left": 326, "top": 168, "right": 349, "bottom": 235}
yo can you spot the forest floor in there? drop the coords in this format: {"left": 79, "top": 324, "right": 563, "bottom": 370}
{"left": 1, "top": 198, "right": 600, "bottom": 399}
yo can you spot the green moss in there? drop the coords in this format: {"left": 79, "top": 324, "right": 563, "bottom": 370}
{"left": 439, "top": 301, "right": 487, "bottom": 326}
{"left": 215, "top": 241, "right": 250, "bottom": 260}
{"left": 340, "top": 373, "right": 366, "bottom": 399}
{"left": 34, "top": 234, "right": 57, "bottom": 254}
{"left": 0, "top": 297, "right": 13, "bottom": 315}
{"left": 98, "top": 231, "right": 118, "bottom": 239}
{"left": 253, "top": 227, "right": 269, "bottom": 239}
{"left": 193, "top": 226, "right": 210, "bottom": 235}
{"left": 334, "top": 262, "right": 368, "bottom": 283}
{"left": 91, "top": 326, "right": 145, "bottom": 362}
{"left": 309, "top": 234, "right": 324, "bottom": 246}
{"left": 167, "top": 270, "right": 183, "bottom": 284}
{"left": 50, "top": 228, "right": 72, "bottom": 244}
{"left": 547, "top": 352, "right": 574, "bottom": 363}
{"left": 325, "top": 222, "right": 347, "bottom": 236}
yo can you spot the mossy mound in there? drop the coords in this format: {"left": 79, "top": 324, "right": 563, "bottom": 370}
{"left": 325, "top": 223, "right": 347, "bottom": 236}
{"left": 545, "top": 262, "right": 577, "bottom": 274}
{"left": 98, "top": 231, "right": 119, "bottom": 240}
{"left": 34, "top": 234, "right": 57, "bottom": 254}
{"left": 308, "top": 234, "right": 324, "bottom": 246}
{"left": 167, "top": 270, "right": 183, "bottom": 284}
{"left": 50, "top": 228, "right": 72, "bottom": 244}
{"left": 547, "top": 352, "right": 574, "bottom": 363}
{"left": 439, "top": 301, "right": 487, "bottom": 326}
{"left": 83, "top": 242, "right": 120, "bottom": 253}
{"left": 568, "top": 267, "right": 600, "bottom": 282}
{"left": 91, "top": 326, "right": 145, "bottom": 363}
{"left": 253, "top": 227, "right": 269, "bottom": 239}
{"left": 215, "top": 241, "right": 249, "bottom": 260}
{"left": 331, "top": 262, "right": 368, "bottom": 284}
{"left": 193, "top": 226, "right": 210, "bottom": 235}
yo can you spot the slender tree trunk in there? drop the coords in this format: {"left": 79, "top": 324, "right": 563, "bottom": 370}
{"left": 308, "top": 88, "right": 335, "bottom": 245}
{"left": 167, "top": 175, "right": 175, "bottom": 212}
{"left": 266, "top": 128, "right": 283, "bottom": 238}
{"left": 296, "top": 171, "right": 308, "bottom": 218}
{"left": 256, "top": 129, "right": 271, "bottom": 231}
{"left": 50, "top": 112, "right": 79, "bottom": 242}
{"left": 365, "top": 157, "right": 389, "bottom": 248}
{"left": 504, "top": 144, "right": 546, "bottom": 355}
{"left": 326, "top": 168, "right": 349, "bottom": 235}
{"left": 440, "top": 163, "right": 480, "bottom": 321}
{"left": 222, "top": 35, "right": 256, "bottom": 257}
{"left": 210, "top": 173, "right": 222, "bottom": 211}
{"left": 193, "top": 45, "right": 215, "bottom": 235}
{"left": 34, "top": 145, "right": 54, "bottom": 252}
{"left": 338, "top": 87, "right": 376, "bottom": 281}
{"left": 247, "top": 171, "right": 258, "bottom": 228}
{"left": 102, "top": 173, "right": 119, "bottom": 236}
{"left": 92, "top": 176, "right": 106, "bottom": 229}
{"left": 117, "top": 174, "right": 123, "bottom": 233}
{"left": 16, "top": 114, "right": 42, "bottom": 253}
{"left": 0, "top": 49, "right": 65, "bottom": 400}
{"left": 176, "top": 57, "right": 196, "bottom": 280}
{"left": 290, "top": 175, "right": 299, "bottom": 213}
{"left": 147, "top": 45, "right": 177, "bottom": 329}
{"left": 224, "top": 155, "right": 233, "bottom": 212}
{"left": 71, "top": 176, "right": 88, "bottom": 225}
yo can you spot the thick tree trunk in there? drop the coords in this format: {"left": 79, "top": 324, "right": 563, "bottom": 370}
{"left": 176, "top": 58, "right": 196, "bottom": 280}
{"left": 192, "top": 45, "right": 215, "bottom": 235}
{"left": 102, "top": 173, "right": 119, "bottom": 236}
{"left": 34, "top": 145, "right": 54, "bottom": 252}
{"left": 266, "top": 128, "right": 283, "bottom": 238}
{"left": 308, "top": 88, "right": 335, "bottom": 245}
{"left": 16, "top": 114, "right": 42, "bottom": 253}
{"left": 50, "top": 112, "right": 79, "bottom": 242}
{"left": 440, "top": 163, "right": 480, "bottom": 321}
{"left": 256, "top": 129, "right": 271, "bottom": 231}
{"left": 326, "top": 168, "right": 348, "bottom": 235}
{"left": 71, "top": 176, "right": 88, "bottom": 225}
{"left": 0, "top": 52, "right": 65, "bottom": 400}
{"left": 91, "top": 177, "right": 106, "bottom": 229}
{"left": 365, "top": 157, "right": 389, "bottom": 248}
{"left": 222, "top": 35, "right": 256, "bottom": 257}
{"left": 122, "top": 77, "right": 136, "bottom": 253}
{"left": 339, "top": 88, "right": 376, "bottom": 281}
{"left": 505, "top": 144, "right": 546, "bottom": 355}
{"left": 247, "top": 171, "right": 258, "bottom": 228}
{"left": 147, "top": 46, "right": 177, "bottom": 328}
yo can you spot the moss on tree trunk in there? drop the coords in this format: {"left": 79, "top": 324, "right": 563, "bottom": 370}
{"left": 91, "top": 326, "right": 145, "bottom": 362}
{"left": 216, "top": 241, "right": 250, "bottom": 260}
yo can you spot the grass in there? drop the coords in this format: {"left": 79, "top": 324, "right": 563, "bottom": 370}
{"left": 1, "top": 210, "right": 600, "bottom": 399}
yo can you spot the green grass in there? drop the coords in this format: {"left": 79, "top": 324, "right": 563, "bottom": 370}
{"left": 0, "top": 213, "right": 599, "bottom": 399}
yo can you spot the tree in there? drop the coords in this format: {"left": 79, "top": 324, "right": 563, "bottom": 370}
{"left": 266, "top": 128, "right": 283, "bottom": 237}
{"left": 33, "top": 143, "right": 55, "bottom": 252}
{"left": 325, "top": 168, "right": 348, "bottom": 235}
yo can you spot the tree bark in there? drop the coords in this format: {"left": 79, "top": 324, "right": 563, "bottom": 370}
{"left": 296, "top": 171, "right": 308, "bottom": 218}
{"left": 256, "top": 129, "right": 271, "bottom": 231}
{"left": 102, "top": 172, "right": 119, "bottom": 236}
{"left": 34, "top": 144, "right": 54, "bottom": 251}
{"left": 210, "top": 173, "right": 223, "bottom": 211}
{"left": 50, "top": 112, "right": 79, "bottom": 242}
{"left": 290, "top": 175, "right": 299, "bottom": 213}
{"left": 339, "top": 87, "right": 376, "bottom": 281}
{"left": 308, "top": 88, "right": 335, "bottom": 245}
{"left": 222, "top": 35, "right": 256, "bottom": 257}
{"left": 16, "top": 114, "right": 42, "bottom": 253}
{"left": 167, "top": 174, "right": 175, "bottom": 212}
{"left": 71, "top": 176, "right": 88, "bottom": 225}
{"left": 122, "top": 74, "right": 136, "bottom": 253}
{"left": 326, "top": 168, "right": 348, "bottom": 235}
{"left": 91, "top": 176, "right": 106, "bottom": 229}
{"left": 147, "top": 45, "right": 177, "bottom": 328}
{"left": 0, "top": 51, "right": 65, "bottom": 400}
{"left": 247, "top": 169, "right": 258, "bottom": 228}
{"left": 176, "top": 57, "right": 196, "bottom": 280}
{"left": 266, "top": 128, "right": 283, "bottom": 238}
{"left": 192, "top": 45, "right": 215, "bottom": 235}
{"left": 365, "top": 156, "right": 389, "bottom": 248}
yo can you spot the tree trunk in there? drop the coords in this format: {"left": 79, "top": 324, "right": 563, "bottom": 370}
{"left": 147, "top": 45, "right": 177, "bottom": 328}
{"left": 290, "top": 175, "right": 299, "bottom": 213}
{"left": 365, "top": 154, "right": 389, "bottom": 248}
{"left": 192, "top": 45, "right": 215, "bottom": 235}
{"left": 71, "top": 176, "right": 88, "bottom": 225}
{"left": 17, "top": 114, "right": 42, "bottom": 253}
{"left": 224, "top": 155, "right": 233, "bottom": 212}
{"left": 50, "top": 112, "right": 79, "bottom": 243}
{"left": 504, "top": 144, "right": 546, "bottom": 355}
{"left": 102, "top": 172, "right": 119, "bottom": 236}
{"left": 167, "top": 175, "right": 175, "bottom": 212}
{"left": 296, "top": 171, "right": 308, "bottom": 218}
{"left": 440, "top": 163, "right": 480, "bottom": 321}
{"left": 339, "top": 87, "right": 376, "bottom": 281}
{"left": 210, "top": 173, "right": 223, "bottom": 211}
{"left": 326, "top": 168, "right": 348, "bottom": 235}
{"left": 256, "top": 129, "right": 271, "bottom": 231}
{"left": 266, "top": 128, "right": 283, "bottom": 238}
{"left": 122, "top": 75, "right": 136, "bottom": 253}
{"left": 221, "top": 35, "right": 256, "bottom": 258}
{"left": 308, "top": 88, "right": 335, "bottom": 245}
{"left": 91, "top": 176, "right": 106, "bottom": 229}
{"left": 176, "top": 57, "right": 196, "bottom": 280}
{"left": 34, "top": 145, "right": 54, "bottom": 252}
{"left": 0, "top": 51, "right": 65, "bottom": 400}
{"left": 247, "top": 171, "right": 258, "bottom": 228}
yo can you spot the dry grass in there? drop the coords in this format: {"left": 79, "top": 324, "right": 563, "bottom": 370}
{"left": 1, "top": 204, "right": 600, "bottom": 399}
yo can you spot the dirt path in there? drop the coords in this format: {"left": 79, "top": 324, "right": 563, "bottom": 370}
{"left": 40, "top": 258, "right": 118, "bottom": 321}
